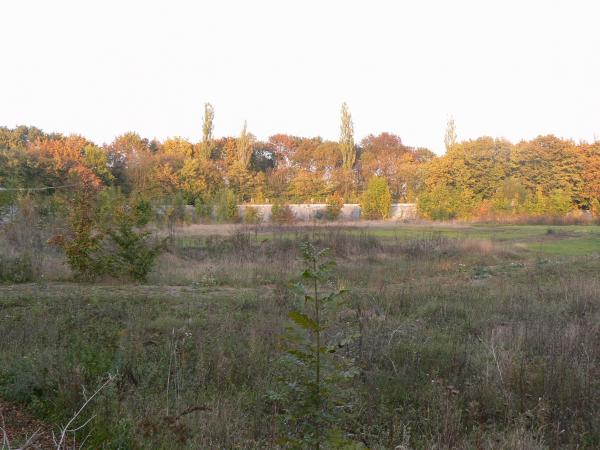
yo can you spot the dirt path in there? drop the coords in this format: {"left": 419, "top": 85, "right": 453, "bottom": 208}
{"left": 0, "top": 397, "right": 56, "bottom": 449}
{"left": 0, "top": 282, "right": 255, "bottom": 301}
{"left": 165, "top": 220, "right": 473, "bottom": 237}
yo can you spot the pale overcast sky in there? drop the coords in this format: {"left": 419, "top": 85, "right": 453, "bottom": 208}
{"left": 1, "top": 0, "right": 599, "bottom": 153}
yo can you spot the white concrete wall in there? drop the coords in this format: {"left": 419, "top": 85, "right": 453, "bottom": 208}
{"left": 238, "top": 203, "right": 416, "bottom": 222}
{"left": 390, "top": 203, "right": 418, "bottom": 220}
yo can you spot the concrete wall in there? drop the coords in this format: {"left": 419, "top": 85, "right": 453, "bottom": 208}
{"left": 390, "top": 203, "right": 418, "bottom": 220}
{"left": 238, "top": 203, "right": 417, "bottom": 222}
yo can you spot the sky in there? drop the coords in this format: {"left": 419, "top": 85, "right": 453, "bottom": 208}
{"left": 1, "top": 0, "right": 599, "bottom": 154}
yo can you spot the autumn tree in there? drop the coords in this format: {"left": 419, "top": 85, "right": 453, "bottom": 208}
{"left": 289, "top": 137, "right": 321, "bottom": 170}
{"left": 288, "top": 171, "right": 330, "bottom": 203}
{"left": 250, "top": 140, "right": 276, "bottom": 172}
{"left": 339, "top": 102, "right": 355, "bottom": 170}
{"left": 427, "top": 137, "right": 512, "bottom": 200}
{"left": 511, "top": 135, "right": 584, "bottom": 206}
{"left": 417, "top": 185, "right": 478, "bottom": 220}
{"left": 228, "top": 162, "right": 256, "bottom": 202}
{"left": 177, "top": 158, "right": 220, "bottom": 204}
{"left": 0, "top": 126, "right": 56, "bottom": 206}
{"left": 268, "top": 134, "right": 299, "bottom": 168}
{"left": 444, "top": 116, "right": 457, "bottom": 152}
{"left": 106, "top": 133, "right": 156, "bottom": 194}
{"left": 359, "top": 133, "right": 425, "bottom": 201}
{"left": 0, "top": 125, "right": 48, "bottom": 150}
{"left": 577, "top": 142, "right": 600, "bottom": 209}
{"left": 414, "top": 147, "right": 436, "bottom": 163}
{"left": 58, "top": 165, "right": 104, "bottom": 279}
{"left": 360, "top": 176, "right": 392, "bottom": 220}
{"left": 265, "top": 166, "right": 293, "bottom": 201}
{"left": 161, "top": 137, "right": 193, "bottom": 160}
{"left": 149, "top": 137, "right": 194, "bottom": 198}
{"left": 82, "top": 144, "right": 113, "bottom": 185}
{"left": 237, "top": 121, "right": 254, "bottom": 170}
{"left": 419, "top": 134, "right": 513, "bottom": 219}
{"left": 312, "top": 141, "right": 342, "bottom": 177}
{"left": 198, "top": 102, "right": 215, "bottom": 159}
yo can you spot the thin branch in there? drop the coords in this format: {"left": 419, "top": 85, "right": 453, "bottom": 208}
{"left": 55, "top": 373, "right": 115, "bottom": 450}
{"left": 1, "top": 411, "right": 11, "bottom": 450}
{"left": 0, "top": 410, "right": 41, "bottom": 450}
{"left": 15, "top": 430, "right": 41, "bottom": 450}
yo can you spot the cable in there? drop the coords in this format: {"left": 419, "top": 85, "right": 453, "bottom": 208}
{"left": 0, "top": 183, "right": 79, "bottom": 192}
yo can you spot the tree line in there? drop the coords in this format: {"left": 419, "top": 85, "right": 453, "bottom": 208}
{"left": 1, "top": 105, "right": 599, "bottom": 221}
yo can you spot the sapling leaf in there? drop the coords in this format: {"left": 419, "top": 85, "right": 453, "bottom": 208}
{"left": 319, "top": 260, "right": 336, "bottom": 272}
{"left": 301, "top": 269, "right": 315, "bottom": 279}
{"left": 316, "top": 248, "right": 330, "bottom": 259}
{"left": 289, "top": 282, "right": 306, "bottom": 296}
{"left": 288, "top": 311, "right": 319, "bottom": 331}
{"left": 287, "top": 348, "right": 312, "bottom": 363}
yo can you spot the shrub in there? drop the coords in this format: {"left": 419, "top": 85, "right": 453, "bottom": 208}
{"left": 546, "top": 189, "right": 573, "bottom": 215}
{"left": 591, "top": 198, "right": 600, "bottom": 217}
{"left": 271, "top": 202, "right": 295, "bottom": 225}
{"left": 194, "top": 197, "right": 213, "bottom": 222}
{"left": 165, "top": 193, "right": 187, "bottom": 230}
{"left": 214, "top": 188, "right": 239, "bottom": 223}
{"left": 325, "top": 192, "right": 344, "bottom": 221}
{"left": 243, "top": 206, "right": 262, "bottom": 224}
{"left": 132, "top": 195, "right": 153, "bottom": 226}
{"left": 106, "top": 212, "right": 163, "bottom": 282}
{"left": 417, "top": 186, "right": 478, "bottom": 220}
{"left": 360, "top": 176, "right": 392, "bottom": 220}
{"left": 516, "top": 188, "right": 574, "bottom": 217}
{"left": 59, "top": 173, "right": 104, "bottom": 280}
{"left": 61, "top": 223, "right": 104, "bottom": 280}
{"left": 3, "top": 195, "right": 47, "bottom": 253}
{"left": 57, "top": 188, "right": 163, "bottom": 282}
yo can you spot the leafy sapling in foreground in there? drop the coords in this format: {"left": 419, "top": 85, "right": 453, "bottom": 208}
{"left": 272, "top": 242, "right": 361, "bottom": 449}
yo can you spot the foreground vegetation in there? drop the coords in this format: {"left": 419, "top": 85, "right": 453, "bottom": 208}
{"left": 1, "top": 222, "right": 600, "bottom": 448}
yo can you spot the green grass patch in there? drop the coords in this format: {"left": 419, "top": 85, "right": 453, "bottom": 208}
{"left": 527, "top": 236, "right": 600, "bottom": 255}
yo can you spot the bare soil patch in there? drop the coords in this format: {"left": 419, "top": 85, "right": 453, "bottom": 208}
{"left": 1, "top": 397, "right": 55, "bottom": 449}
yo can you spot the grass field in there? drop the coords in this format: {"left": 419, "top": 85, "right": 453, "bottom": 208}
{"left": 1, "top": 222, "right": 600, "bottom": 448}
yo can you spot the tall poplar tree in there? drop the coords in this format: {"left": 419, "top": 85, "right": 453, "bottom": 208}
{"left": 339, "top": 102, "right": 355, "bottom": 170}
{"left": 237, "top": 120, "right": 253, "bottom": 169}
{"left": 199, "top": 102, "right": 215, "bottom": 159}
{"left": 444, "top": 116, "right": 457, "bottom": 153}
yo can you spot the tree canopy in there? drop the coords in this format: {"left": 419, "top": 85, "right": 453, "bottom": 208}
{"left": 2, "top": 109, "right": 600, "bottom": 221}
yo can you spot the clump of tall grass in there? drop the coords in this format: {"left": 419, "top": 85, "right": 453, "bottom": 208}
{"left": 398, "top": 233, "right": 497, "bottom": 260}
{"left": 0, "top": 253, "right": 34, "bottom": 283}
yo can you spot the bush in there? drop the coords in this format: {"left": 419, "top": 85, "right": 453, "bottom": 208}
{"left": 132, "top": 195, "right": 153, "bottom": 226}
{"left": 417, "top": 186, "right": 478, "bottom": 220}
{"left": 194, "top": 198, "right": 213, "bottom": 223}
{"left": 591, "top": 198, "right": 600, "bottom": 217}
{"left": 271, "top": 202, "right": 295, "bottom": 225}
{"left": 106, "top": 213, "right": 163, "bottom": 282}
{"left": 214, "top": 188, "right": 239, "bottom": 223}
{"left": 164, "top": 193, "right": 187, "bottom": 229}
{"left": 60, "top": 191, "right": 105, "bottom": 280}
{"left": 57, "top": 189, "right": 163, "bottom": 282}
{"left": 325, "top": 192, "right": 344, "bottom": 221}
{"left": 243, "top": 206, "right": 262, "bottom": 224}
{"left": 360, "top": 176, "right": 392, "bottom": 220}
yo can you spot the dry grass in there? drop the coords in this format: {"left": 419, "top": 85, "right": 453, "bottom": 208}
{"left": 2, "top": 219, "right": 600, "bottom": 448}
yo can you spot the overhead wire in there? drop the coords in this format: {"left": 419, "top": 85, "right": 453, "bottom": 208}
{"left": 0, "top": 184, "right": 79, "bottom": 192}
